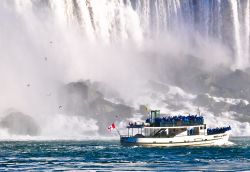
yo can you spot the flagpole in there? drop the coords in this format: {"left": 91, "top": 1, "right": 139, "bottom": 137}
{"left": 116, "top": 128, "right": 121, "bottom": 137}
{"left": 113, "top": 122, "right": 121, "bottom": 137}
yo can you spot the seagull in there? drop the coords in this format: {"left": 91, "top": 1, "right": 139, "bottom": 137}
{"left": 59, "top": 105, "right": 62, "bottom": 109}
{"left": 26, "top": 84, "right": 30, "bottom": 87}
{"left": 44, "top": 57, "right": 47, "bottom": 61}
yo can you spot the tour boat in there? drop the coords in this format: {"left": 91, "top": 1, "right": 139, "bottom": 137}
{"left": 120, "top": 110, "right": 231, "bottom": 147}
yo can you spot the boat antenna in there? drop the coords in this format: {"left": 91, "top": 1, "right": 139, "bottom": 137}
{"left": 145, "top": 104, "right": 150, "bottom": 121}
{"left": 197, "top": 107, "right": 201, "bottom": 116}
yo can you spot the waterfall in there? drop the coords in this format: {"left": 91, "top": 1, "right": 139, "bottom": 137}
{"left": 6, "top": 0, "right": 249, "bottom": 69}
{"left": 230, "top": 0, "right": 242, "bottom": 69}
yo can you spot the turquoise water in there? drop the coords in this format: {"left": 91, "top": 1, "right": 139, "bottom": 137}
{"left": 0, "top": 137, "right": 250, "bottom": 171}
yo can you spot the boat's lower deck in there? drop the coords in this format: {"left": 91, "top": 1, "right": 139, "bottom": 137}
{"left": 120, "top": 131, "right": 230, "bottom": 147}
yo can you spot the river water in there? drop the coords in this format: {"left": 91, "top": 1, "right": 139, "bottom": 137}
{"left": 0, "top": 137, "right": 249, "bottom": 171}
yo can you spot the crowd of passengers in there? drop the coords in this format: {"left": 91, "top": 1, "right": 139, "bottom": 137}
{"left": 207, "top": 126, "right": 231, "bottom": 135}
{"left": 145, "top": 115, "right": 204, "bottom": 126}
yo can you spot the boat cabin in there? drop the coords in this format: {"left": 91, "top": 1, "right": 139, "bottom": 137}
{"left": 126, "top": 110, "right": 206, "bottom": 138}
{"left": 121, "top": 110, "right": 231, "bottom": 146}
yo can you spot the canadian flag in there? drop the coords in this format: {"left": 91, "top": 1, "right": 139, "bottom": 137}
{"left": 108, "top": 123, "right": 116, "bottom": 131}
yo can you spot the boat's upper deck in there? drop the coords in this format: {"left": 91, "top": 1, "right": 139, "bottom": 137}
{"left": 127, "top": 123, "right": 205, "bottom": 129}
{"left": 124, "top": 110, "right": 231, "bottom": 138}
{"left": 127, "top": 110, "right": 204, "bottom": 129}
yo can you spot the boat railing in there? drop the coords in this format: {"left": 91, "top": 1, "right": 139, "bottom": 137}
{"left": 207, "top": 126, "right": 231, "bottom": 135}
{"left": 146, "top": 115, "right": 204, "bottom": 127}
{"left": 127, "top": 123, "right": 144, "bottom": 128}
{"left": 120, "top": 135, "right": 129, "bottom": 138}
{"left": 148, "top": 121, "right": 204, "bottom": 127}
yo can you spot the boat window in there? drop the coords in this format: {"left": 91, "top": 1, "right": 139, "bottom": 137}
{"left": 200, "top": 126, "right": 203, "bottom": 129}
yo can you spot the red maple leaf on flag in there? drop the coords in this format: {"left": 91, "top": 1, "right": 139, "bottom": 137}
{"left": 108, "top": 123, "right": 116, "bottom": 131}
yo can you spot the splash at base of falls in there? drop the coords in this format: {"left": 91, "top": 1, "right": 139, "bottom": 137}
{"left": 1, "top": 80, "right": 250, "bottom": 140}
{"left": 0, "top": 113, "right": 100, "bottom": 141}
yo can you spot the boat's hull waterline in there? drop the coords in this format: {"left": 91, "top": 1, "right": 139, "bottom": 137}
{"left": 120, "top": 131, "right": 230, "bottom": 147}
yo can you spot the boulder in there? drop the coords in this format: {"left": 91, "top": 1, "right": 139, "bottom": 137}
{"left": 0, "top": 112, "right": 40, "bottom": 136}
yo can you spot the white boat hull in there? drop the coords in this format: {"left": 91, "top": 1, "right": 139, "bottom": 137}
{"left": 120, "top": 131, "right": 230, "bottom": 147}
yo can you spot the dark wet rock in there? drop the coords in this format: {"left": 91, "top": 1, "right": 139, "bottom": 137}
{"left": 193, "top": 94, "right": 213, "bottom": 107}
{"left": 59, "top": 81, "right": 134, "bottom": 134}
{"left": 193, "top": 94, "right": 230, "bottom": 114}
{"left": 180, "top": 68, "right": 250, "bottom": 124}
{"left": 210, "top": 101, "right": 231, "bottom": 114}
{"left": 193, "top": 93, "right": 250, "bottom": 122}
{"left": 229, "top": 102, "right": 250, "bottom": 122}
{"left": 209, "top": 70, "right": 250, "bottom": 100}
{"left": 164, "top": 94, "right": 187, "bottom": 111}
{"left": 57, "top": 67, "right": 250, "bottom": 133}
{"left": 212, "top": 70, "right": 250, "bottom": 100}
{"left": 0, "top": 112, "right": 40, "bottom": 136}
{"left": 164, "top": 56, "right": 250, "bottom": 102}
